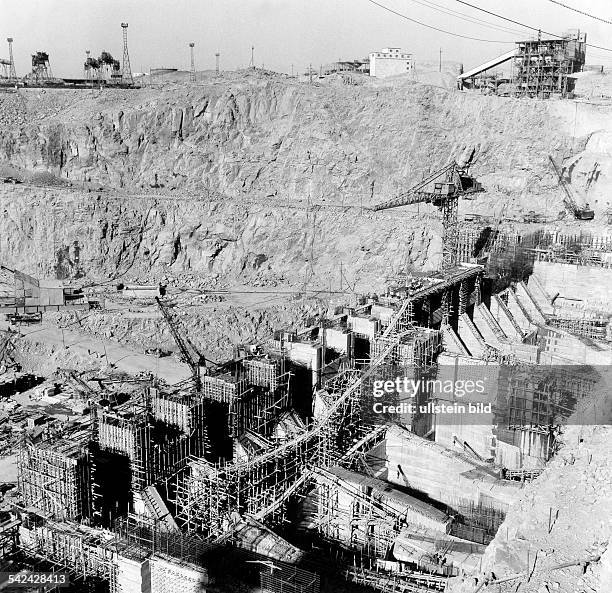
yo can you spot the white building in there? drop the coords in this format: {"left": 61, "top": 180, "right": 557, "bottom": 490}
{"left": 369, "top": 47, "right": 414, "bottom": 78}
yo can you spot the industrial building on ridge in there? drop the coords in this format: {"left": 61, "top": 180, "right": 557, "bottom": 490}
{"left": 323, "top": 47, "right": 415, "bottom": 78}
{"left": 458, "top": 30, "right": 587, "bottom": 98}
{"left": 368, "top": 47, "right": 415, "bottom": 78}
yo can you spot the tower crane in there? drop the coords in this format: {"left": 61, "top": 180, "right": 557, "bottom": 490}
{"left": 371, "top": 159, "right": 484, "bottom": 270}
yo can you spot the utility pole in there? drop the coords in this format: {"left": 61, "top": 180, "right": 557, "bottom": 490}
{"left": 215, "top": 52, "right": 220, "bottom": 75}
{"left": 189, "top": 43, "right": 196, "bottom": 82}
{"left": 250, "top": 45, "right": 255, "bottom": 68}
{"left": 439, "top": 48, "right": 442, "bottom": 72}
{"left": 121, "top": 23, "right": 133, "bottom": 84}
{"left": 309, "top": 63, "right": 313, "bottom": 84}
{"left": 291, "top": 64, "right": 294, "bottom": 77}
{"left": 7, "top": 38, "right": 16, "bottom": 81}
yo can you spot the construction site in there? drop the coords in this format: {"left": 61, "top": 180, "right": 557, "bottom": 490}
{"left": 1, "top": 3, "right": 612, "bottom": 593}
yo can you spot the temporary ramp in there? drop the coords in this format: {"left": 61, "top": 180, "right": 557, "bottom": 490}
{"left": 458, "top": 48, "right": 519, "bottom": 82}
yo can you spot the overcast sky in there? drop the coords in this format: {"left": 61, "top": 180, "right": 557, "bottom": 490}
{"left": 2, "top": 0, "right": 612, "bottom": 77}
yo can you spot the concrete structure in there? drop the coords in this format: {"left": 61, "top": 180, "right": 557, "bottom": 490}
{"left": 369, "top": 47, "right": 414, "bottom": 78}
{"left": 379, "top": 425, "right": 521, "bottom": 511}
{"left": 0, "top": 267, "right": 91, "bottom": 313}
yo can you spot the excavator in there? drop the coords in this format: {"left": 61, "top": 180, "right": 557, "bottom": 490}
{"left": 548, "top": 155, "right": 594, "bottom": 221}
{"left": 371, "top": 154, "right": 484, "bottom": 270}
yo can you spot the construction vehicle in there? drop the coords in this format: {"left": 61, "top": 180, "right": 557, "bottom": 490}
{"left": 371, "top": 157, "right": 484, "bottom": 270}
{"left": 6, "top": 311, "right": 42, "bottom": 324}
{"left": 144, "top": 347, "right": 171, "bottom": 358}
{"left": 548, "top": 155, "right": 594, "bottom": 221}
{"left": 522, "top": 211, "right": 548, "bottom": 224}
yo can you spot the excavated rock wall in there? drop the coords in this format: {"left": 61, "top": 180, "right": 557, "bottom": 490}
{"left": 4, "top": 73, "right": 612, "bottom": 284}
{"left": 0, "top": 74, "right": 595, "bottom": 210}
{"left": 0, "top": 185, "right": 435, "bottom": 288}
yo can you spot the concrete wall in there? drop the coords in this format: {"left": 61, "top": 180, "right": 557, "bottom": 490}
{"left": 473, "top": 304, "right": 507, "bottom": 348}
{"left": 383, "top": 425, "right": 521, "bottom": 511}
{"left": 526, "top": 274, "right": 555, "bottom": 315}
{"left": 347, "top": 315, "right": 380, "bottom": 339}
{"left": 538, "top": 327, "right": 612, "bottom": 364}
{"left": 370, "top": 304, "right": 395, "bottom": 324}
{"left": 458, "top": 313, "right": 487, "bottom": 358}
{"left": 490, "top": 295, "right": 523, "bottom": 342}
{"left": 504, "top": 289, "right": 534, "bottom": 332}
{"left": 515, "top": 282, "right": 546, "bottom": 325}
{"left": 324, "top": 327, "right": 352, "bottom": 354}
{"left": 115, "top": 555, "right": 151, "bottom": 593}
{"left": 284, "top": 341, "right": 323, "bottom": 383}
{"left": 533, "top": 260, "right": 612, "bottom": 311}
{"left": 149, "top": 556, "right": 208, "bottom": 593}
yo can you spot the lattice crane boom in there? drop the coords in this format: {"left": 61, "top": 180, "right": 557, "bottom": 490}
{"left": 372, "top": 161, "right": 483, "bottom": 270}
{"left": 155, "top": 297, "right": 204, "bottom": 388}
{"left": 548, "top": 155, "right": 594, "bottom": 220}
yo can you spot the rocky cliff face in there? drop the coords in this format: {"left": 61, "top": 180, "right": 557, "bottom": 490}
{"left": 0, "top": 184, "right": 434, "bottom": 289}
{"left": 1, "top": 71, "right": 611, "bottom": 286}
{"left": 0, "top": 73, "right": 587, "bottom": 201}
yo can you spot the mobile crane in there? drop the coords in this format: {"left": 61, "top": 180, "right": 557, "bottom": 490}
{"left": 548, "top": 155, "right": 594, "bottom": 221}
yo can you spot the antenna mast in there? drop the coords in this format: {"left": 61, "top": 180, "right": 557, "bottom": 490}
{"left": 121, "top": 23, "right": 133, "bottom": 84}
{"left": 7, "top": 38, "right": 16, "bottom": 81}
{"left": 189, "top": 42, "right": 196, "bottom": 82}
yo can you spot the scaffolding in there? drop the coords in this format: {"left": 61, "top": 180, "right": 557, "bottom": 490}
{"left": 514, "top": 31, "right": 586, "bottom": 98}
{"left": 19, "top": 516, "right": 118, "bottom": 585}
{"left": 18, "top": 431, "right": 91, "bottom": 521}
{"left": 201, "top": 362, "right": 291, "bottom": 437}
{"left": 311, "top": 467, "right": 450, "bottom": 560}
{"left": 172, "top": 340, "right": 399, "bottom": 538}
{"left": 548, "top": 316, "right": 609, "bottom": 341}
{"left": 150, "top": 388, "right": 209, "bottom": 458}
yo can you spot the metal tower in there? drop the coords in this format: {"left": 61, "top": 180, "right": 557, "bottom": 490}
{"left": 120, "top": 23, "right": 133, "bottom": 84}
{"left": 31, "top": 52, "right": 52, "bottom": 82}
{"left": 189, "top": 43, "right": 196, "bottom": 82}
{"left": 215, "top": 52, "right": 220, "bottom": 75}
{"left": 85, "top": 50, "right": 91, "bottom": 81}
{"left": 7, "top": 38, "right": 16, "bottom": 81}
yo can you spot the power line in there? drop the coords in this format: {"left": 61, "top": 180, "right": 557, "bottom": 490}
{"left": 547, "top": 0, "right": 612, "bottom": 26}
{"left": 365, "top": 0, "right": 514, "bottom": 43}
{"left": 405, "top": 0, "right": 528, "bottom": 36}
{"left": 455, "top": 0, "right": 612, "bottom": 53}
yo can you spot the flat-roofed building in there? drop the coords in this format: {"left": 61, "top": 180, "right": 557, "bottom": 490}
{"left": 369, "top": 47, "right": 414, "bottom": 78}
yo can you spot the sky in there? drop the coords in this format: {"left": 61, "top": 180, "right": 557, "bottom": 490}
{"left": 1, "top": 0, "right": 612, "bottom": 78}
